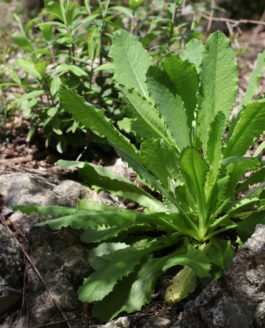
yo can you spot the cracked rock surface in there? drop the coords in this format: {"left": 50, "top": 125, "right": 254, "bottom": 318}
{"left": 174, "top": 224, "right": 265, "bottom": 328}
{"left": 0, "top": 224, "right": 22, "bottom": 314}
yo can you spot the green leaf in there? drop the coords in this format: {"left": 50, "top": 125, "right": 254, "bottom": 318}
{"left": 110, "top": 29, "right": 152, "bottom": 99}
{"left": 89, "top": 242, "right": 130, "bottom": 270}
{"left": 162, "top": 54, "right": 199, "bottom": 128}
{"left": 146, "top": 66, "right": 190, "bottom": 150}
{"left": 77, "top": 199, "right": 123, "bottom": 211}
{"left": 180, "top": 148, "right": 209, "bottom": 213}
{"left": 59, "top": 88, "right": 139, "bottom": 160}
{"left": 211, "top": 176, "right": 232, "bottom": 216}
{"left": 55, "top": 64, "right": 87, "bottom": 77}
{"left": 237, "top": 211, "right": 265, "bottom": 241}
{"left": 16, "top": 59, "right": 42, "bottom": 79}
{"left": 16, "top": 90, "right": 44, "bottom": 102}
{"left": 87, "top": 26, "right": 101, "bottom": 61}
{"left": 114, "top": 146, "right": 169, "bottom": 197}
{"left": 78, "top": 246, "right": 150, "bottom": 302}
{"left": 12, "top": 32, "right": 33, "bottom": 52}
{"left": 94, "top": 62, "right": 113, "bottom": 72}
{"left": 111, "top": 6, "right": 133, "bottom": 18}
{"left": 207, "top": 238, "right": 234, "bottom": 272}
{"left": 242, "top": 51, "right": 265, "bottom": 106}
{"left": 50, "top": 77, "right": 61, "bottom": 96}
{"left": 121, "top": 87, "right": 172, "bottom": 145}
{"left": 212, "top": 157, "right": 260, "bottom": 208}
{"left": 35, "top": 211, "right": 134, "bottom": 230}
{"left": 92, "top": 272, "right": 136, "bottom": 322}
{"left": 24, "top": 18, "right": 35, "bottom": 38}
{"left": 253, "top": 141, "right": 265, "bottom": 157}
{"left": 129, "top": 0, "right": 144, "bottom": 10}
{"left": 80, "top": 224, "right": 142, "bottom": 243}
{"left": 57, "top": 159, "right": 163, "bottom": 211}
{"left": 7, "top": 65, "right": 21, "bottom": 85}
{"left": 37, "top": 21, "right": 65, "bottom": 29}
{"left": 206, "top": 112, "right": 226, "bottom": 165}
{"left": 13, "top": 205, "right": 82, "bottom": 217}
{"left": 47, "top": 107, "right": 59, "bottom": 118}
{"left": 225, "top": 157, "right": 260, "bottom": 196}
{"left": 180, "top": 38, "right": 204, "bottom": 71}
{"left": 205, "top": 112, "right": 226, "bottom": 196}
{"left": 197, "top": 31, "right": 237, "bottom": 150}
{"left": 22, "top": 202, "right": 172, "bottom": 233}
{"left": 35, "top": 61, "right": 47, "bottom": 76}
{"left": 117, "top": 117, "right": 134, "bottom": 134}
{"left": 45, "top": 0, "right": 64, "bottom": 21}
{"left": 56, "top": 138, "right": 67, "bottom": 153}
{"left": 65, "top": 1, "right": 76, "bottom": 26}
{"left": 140, "top": 138, "right": 180, "bottom": 190}
{"left": 121, "top": 255, "right": 168, "bottom": 313}
{"left": 163, "top": 245, "right": 211, "bottom": 278}
{"left": 237, "top": 166, "right": 265, "bottom": 193}
{"left": 164, "top": 266, "right": 196, "bottom": 303}
{"left": 39, "top": 23, "right": 53, "bottom": 41}
{"left": 225, "top": 101, "right": 265, "bottom": 157}
{"left": 209, "top": 197, "right": 259, "bottom": 231}
{"left": 243, "top": 181, "right": 265, "bottom": 199}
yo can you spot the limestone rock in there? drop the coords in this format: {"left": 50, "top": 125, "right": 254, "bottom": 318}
{"left": 107, "top": 158, "right": 133, "bottom": 180}
{"left": 175, "top": 224, "right": 265, "bottom": 328}
{"left": 90, "top": 316, "right": 130, "bottom": 328}
{"left": 25, "top": 226, "right": 91, "bottom": 327}
{"left": 0, "top": 173, "right": 59, "bottom": 207}
{"left": 142, "top": 317, "right": 171, "bottom": 328}
{"left": 0, "top": 224, "right": 22, "bottom": 315}
{"left": 0, "top": 173, "right": 122, "bottom": 233}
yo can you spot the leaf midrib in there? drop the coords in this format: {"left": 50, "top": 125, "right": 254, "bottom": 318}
{"left": 126, "top": 50, "right": 149, "bottom": 99}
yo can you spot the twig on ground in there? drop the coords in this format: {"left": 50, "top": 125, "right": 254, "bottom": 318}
{"left": 191, "top": 12, "right": 265, "bottom": 27}
{"left": 207, "top": 0, "right": 215, "bottom": 31}
{"left": 225, "top": 21, "right": 240, "bottom": 49}
{"left": 253, "top": 9, "right": 265, "bottom": 37}
{"left": 76, "top": 145, "right": 87, "bottom": 161}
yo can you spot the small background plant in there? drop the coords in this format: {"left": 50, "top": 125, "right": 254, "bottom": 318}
{"left": 1, "top": 0, "right": 212, "bottom": 157}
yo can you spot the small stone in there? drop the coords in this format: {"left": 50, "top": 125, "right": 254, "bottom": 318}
{"left": 142, "top": 317, "right": 171, "bottom": 328}
{"left": 90, "top": 316, "right": 130, "bottom": 328}
{"left": 0, "top": 224, "right": 23, "bottom": 315}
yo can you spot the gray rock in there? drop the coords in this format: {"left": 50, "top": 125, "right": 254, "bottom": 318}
{"left": 90, "top": 316, "right": 130, "bottom": 328}
{"left": 0, "top": 173, "right": 123, "bottom": 209}
{"left": 0, "top": 173, "right": 123, "bottom": 233}
{"left": 0, "top": 173, "right": 58, "bottom": 207}
{"left": 0, "top": 172, "right": 122, "bottom": 327}
{"left": 0, "top": 315, "right": 27, "bottom": 328}
{"left": 142, "top": 317, "right": 171, "bottom": 328}
{"left": 107, "top": 158, "right": 133, "bottom": 180}
{"left": 0, "top": 224, "right": 22, "bottom": 314}
{"left": 0, "top": 277, "right": 21, "bottom": 314}
{"left": 24, "top": 226, "right": 91, "bottom": 327}
{"left": 175, "top": 224, "right": 265, "bottom": 328}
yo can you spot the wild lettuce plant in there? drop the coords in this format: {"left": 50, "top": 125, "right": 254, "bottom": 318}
{"left": 16, "top": 30, "right": 265, "bottom": 321}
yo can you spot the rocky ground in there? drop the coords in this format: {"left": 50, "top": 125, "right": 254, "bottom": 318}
{"left": 1, "top": 169, "right": 265, "bottom": 328}
{"left": 0, "top": 169, "right": 183, "bottom": 328}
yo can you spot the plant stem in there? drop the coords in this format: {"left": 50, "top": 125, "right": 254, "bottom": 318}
{"left": 130, "top": 12, "right": 135, "bottom": 34}
{"left": 204, "top": 224, "right": 238, "bottom": 241}
{"left": 90, "top": 59, "right": 94, "bottom": 89}
{"left": 168, "top": 3, "right": 177, "bottom": 46}
{"left": 103, "top": 0, "right": 110, "bottom": 17}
